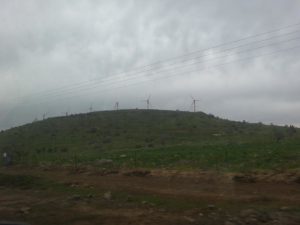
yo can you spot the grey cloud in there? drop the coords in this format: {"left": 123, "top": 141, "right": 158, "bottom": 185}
{"left": 1, "top": 0, "right": 300, "bottom": 130}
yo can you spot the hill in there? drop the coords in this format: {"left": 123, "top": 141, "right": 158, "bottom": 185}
{"left": 0, "top": 109, "right": 299, "bottom": 171}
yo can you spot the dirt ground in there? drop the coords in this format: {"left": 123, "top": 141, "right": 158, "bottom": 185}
{"left": 0, "top": 166, "right": 300, "bottom": 225}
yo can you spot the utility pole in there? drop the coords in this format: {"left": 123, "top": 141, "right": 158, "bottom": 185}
{"left": 115, "top": 101, "right": 119, "bottom": 110}
{"left": 191, "top": 96, "right": 200, "bottom": 112}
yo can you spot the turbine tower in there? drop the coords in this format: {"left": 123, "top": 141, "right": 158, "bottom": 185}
{"left": 89, "top": 104, "right": 93, "bottom": 113}
{"left": 190, "top": 96, "right": 200, "bottom": 112}
{"left": 115, "top": 101, "right": 119, "bottom": 110}
{"left": 64, "top": 108, "right": 70, "bottom": 117}
{"left": 143, "top": 95, "right": 151, "bottom": 110}
{"left": 42, "top": 112, "right": 48, "bottom": 120}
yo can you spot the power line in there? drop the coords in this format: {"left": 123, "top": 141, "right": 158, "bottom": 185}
{"left": 8, "top": 22, "right": 300, "bottom": 102}
{"left": 15, "top": 43, "right": 300, "bottom": 108}
{"left": 1, "top": 24, "right": 299, "bottom": 120}
{"left": 1, "top": 42, "right": 298, "bottom": 130}
{"left": 21, "top": 35, "right": 300, "bottom": 102}
{"left": 18, "top": 30, "right": 300, "bottom": 102}
{"left": 28, "top": 30, "right": 300, "bottom": 101}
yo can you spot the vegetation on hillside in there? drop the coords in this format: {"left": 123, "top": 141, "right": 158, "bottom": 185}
{"left": 0, "top": 110, "right": 299, "bottom": 171}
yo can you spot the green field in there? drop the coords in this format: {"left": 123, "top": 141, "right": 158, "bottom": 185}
{"left": 0, "top": 109, "right": 299, "bottom": 171}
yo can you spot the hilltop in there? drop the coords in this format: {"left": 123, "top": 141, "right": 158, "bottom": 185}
{"left": 0, "top": 109, "right": 299, "bottom": 170}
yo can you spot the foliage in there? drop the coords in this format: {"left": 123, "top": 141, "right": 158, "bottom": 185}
{"left": 0, "top": 110, "right": 299, "bottom": 171}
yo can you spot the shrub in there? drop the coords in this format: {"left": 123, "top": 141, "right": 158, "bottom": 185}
{"left": 87, "top": 127, "right": 98, "bottom": 133}
{"left": 102, "top": 138, "right": 112, "bottom": 144}
{"left": 61, "top": 147, "right": 68, "bottom": 153}
{"left": 148, "top": 143, "right": 154, "bottom": 148}
{"left": 287, "top": 125, "right": 297, "bottom": 136}
{"left": 273, "top": 129, "right": 285, "bottom": 142}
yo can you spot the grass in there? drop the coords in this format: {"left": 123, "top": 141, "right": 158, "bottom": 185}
{"left": 0, "top": 171, "right": 207, "bottom": 211}
{"left": 0, "top": 173, "right": 47, "bottom": 189}
{"left": 99, "top": 140, "right": 300, "bottom": 171}
{"left": 0, "top": 109, "right": 299, "bottom": 171}
{"left": 0, "top": 172, "right": 99, "bottom": 199}
{"left": 8, "top": 140, "right": 299, "bottom": 172}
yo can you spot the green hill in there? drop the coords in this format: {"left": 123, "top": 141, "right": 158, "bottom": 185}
{"left": 0, "top": 109, "right": 299, "bottom": 171}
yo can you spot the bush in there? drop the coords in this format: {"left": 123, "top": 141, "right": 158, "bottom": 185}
{"left": 135, "top": 144, "right": 142, "bottom": 149}
{"left": 287, "top": 125, "right": 297, "bottom": 136}
{"left": 61, "top": 147, "right": 68, "bottom": 153}
{"left": 273, "top": 129, "right": 285, "bottom": 142}
{"left": 148, "top": 143, "right": 154, "bottom": 148}
{"left": 87, "top": 127, "right": 98, "bottom": 133}
{"left": 102, "top": 138, "right": 112, "bottom": 144}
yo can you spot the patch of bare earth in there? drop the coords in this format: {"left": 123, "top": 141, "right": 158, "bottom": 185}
{"left": 0, "top": 167, "right": 300, "bottom": 225}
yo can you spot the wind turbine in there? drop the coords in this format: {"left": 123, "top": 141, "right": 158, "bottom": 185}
{"left": 143, "top": 95, "right": 152, "bottom": 110}
{"left": 42, "top": 112, "right": 48, "bottom": 120}
{"left": 115, "top": 101, "right": 119, "bottom": 110}
{"left": 89, "top": 104, "right": 93, "bottom": 113}
{"left": 190, "top": 96, "right": 200, "bottom": 112}
{"left": 63, "top": 107, "right": 70, "bottom": 117}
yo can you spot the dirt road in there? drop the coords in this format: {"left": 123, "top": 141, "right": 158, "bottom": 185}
{"left": 0, "top": 166, "right": 300, "bottom": 225}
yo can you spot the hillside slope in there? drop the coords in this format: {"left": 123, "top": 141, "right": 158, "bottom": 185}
{"left": 0, "top": 110, "right": 299, "bottom": 170}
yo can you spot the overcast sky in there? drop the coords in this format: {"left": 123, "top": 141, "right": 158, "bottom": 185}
{"left": 1, "top": 0, "right": 300, "bottom": 130}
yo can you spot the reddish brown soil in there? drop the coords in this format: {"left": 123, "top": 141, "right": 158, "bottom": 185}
{"left": 0, "top": 167, "right": 300, "bottom": 225}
